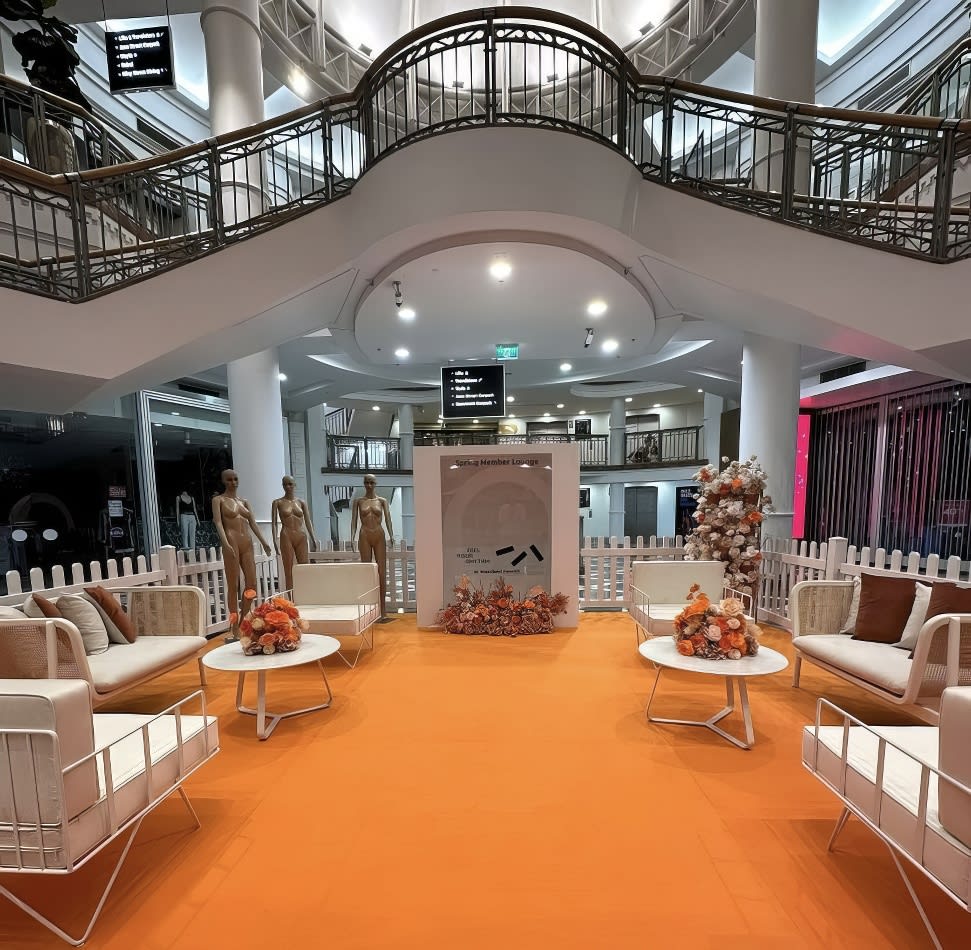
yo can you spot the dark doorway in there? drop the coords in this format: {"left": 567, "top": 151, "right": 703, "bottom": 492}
{"left": 624, "top": 486, "right": 658, "bottom": 540}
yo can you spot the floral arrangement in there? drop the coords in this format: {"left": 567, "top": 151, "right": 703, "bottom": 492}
{"left": 438, "top": 577, "right": 569, "bottom": 636}
{"left": 683, "top": 456, "right": 772, "bottom": 596}
{"left": 239, "top": 594, "right": 309, "bottom": 656}
{"left": 673, "top": 585, "right": 762, "bottom": 660}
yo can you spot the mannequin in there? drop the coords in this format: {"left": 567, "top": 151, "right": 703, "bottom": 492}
{"left": 176, "top": 487, "right": 200, "bottom": 550}
{"left": 271, "top": 475, "right": 318, "bottom": 593}
{"left": 350, "top": 473, "right": 394, "bottom": 618}
{"left": 212, "top": 469, "right": 272, "bottom": 640}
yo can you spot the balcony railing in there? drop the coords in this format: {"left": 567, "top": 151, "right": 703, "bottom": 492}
{"left": 326, "top": 430, "right": 701, "bottom": 470}
{"left": 2, "top": 7, "right": 969, "bottom": 304}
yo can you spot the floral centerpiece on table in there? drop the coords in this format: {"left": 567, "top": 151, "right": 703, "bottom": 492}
{"left": 683, "top": 456, "right": 773, "bottom": 597}
{"left": 239, "top": 594, "right": 309, "bottom": 656}
{"left": 673, "top": 585, "right": 762, "bottom": 660}
{"left": 438, "top": 577, "right": 569, "bottom": 636}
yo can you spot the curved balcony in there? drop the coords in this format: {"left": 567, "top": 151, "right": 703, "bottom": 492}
{"left": 1, "top": 5, "right": 969, "bottom": 304}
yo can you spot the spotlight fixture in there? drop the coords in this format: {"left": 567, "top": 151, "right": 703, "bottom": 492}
{"left": 601, "top": 338, "right": 619, "bottom": 354}
{"left": 184, "top": 431, "right": 191, "bottom": 445}
{"left": 278, "top": 372, "right": 288, "bottom": 381}
{"left": 560, "top": 362, "right": 573, "bottom": 372}
{"left": 489, "top": 258, "right": 512, "bottom": 282}
{"left": 398, "top": 307, "right": 416, "bottom": 321}
{"left": 587, "top": 299, "right": 608, "bottom": 317}
{"left": 546, "top": 72, "right": 560, "bottom": 82}
{"left": 358, "top": 42, "right": 372, "bottom": 56}
{"left": 393, "top": 280, "right": 403, "bottom": 308}
{"left": 394, "top": 347, "right": 409, "bottom": 359}
{"left": 584, "top": 328, "right": 594, "bottom": 348}
{"left": 451, "top": 79, "right": 466, "bottom": 89}
{"left": 639, "top": 21, "right": 654, "bottom": 35}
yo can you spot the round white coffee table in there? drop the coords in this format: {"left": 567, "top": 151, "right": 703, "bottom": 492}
{"left": 638, "top": 637, "right": 788, "bottom": 750}
{"left": 203, "top": 634, "right": 341, "bottom": 740}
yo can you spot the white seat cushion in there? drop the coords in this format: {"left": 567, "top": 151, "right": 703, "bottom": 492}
{"left": 793, "top": 635, "right": 913, "bottom": 696}
{"left": 300, "top": 604, "right": 379, "bottom": 637}
{"left": 85, "top": 637, "right": 204, "bottom": 694}
{"left": 802, "top": 724, "right": 970, "bottom": 902}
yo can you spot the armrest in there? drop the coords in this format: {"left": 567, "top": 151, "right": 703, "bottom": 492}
{"left": 789, "top": 581, "right": 854, "bottom": 638}
{"left": 120, "top": 586, "right": 207, "bottom": 637}
{"left": 0, "top": 617, "right": 93, "bottom": 685}
{"left": 907, "top": 613, "right": 971, "bottom": 704}
{"left": 357, "top": 585, "right": 381, "bottom": 608}
{"left": 722, "top": 585, "right": 754, "bottom": 615}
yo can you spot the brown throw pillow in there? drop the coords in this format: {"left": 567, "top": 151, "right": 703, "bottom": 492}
{"left": 84, "top": 586, "right": 137, "bottom": 643}
{"left": 927, "top": 582, "right": 971, "bottom": 619}
{"left": 26, "top": 594, "right": 62, "bottom": 619}
{"left": 852, "top": 573, "right": 917, "bottom": 644}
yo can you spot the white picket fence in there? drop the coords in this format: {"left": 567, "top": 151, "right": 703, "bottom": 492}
{"left": 4, "top": 535, "right": 966, "bottom": 635}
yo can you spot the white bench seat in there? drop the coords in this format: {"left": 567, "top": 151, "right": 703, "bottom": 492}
{"left": 299, "top": 604, "right": 381, "bottom": 637}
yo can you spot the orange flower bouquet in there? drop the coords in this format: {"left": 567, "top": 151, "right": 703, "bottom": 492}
{"left": 438, "top": 577, "right": 568, "bottom": 636}
{"left": 239, "top": 595, "right": 309, "bottom": 656}
{"left": 672, "top": 584, "right": 762, "bottom": 661}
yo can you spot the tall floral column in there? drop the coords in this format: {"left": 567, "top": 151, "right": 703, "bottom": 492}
{"left": 683, "top": 457, "right": 773, "bottom": 597}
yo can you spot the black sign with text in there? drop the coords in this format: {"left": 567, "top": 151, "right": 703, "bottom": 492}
{"left": 106, "top": 27, "right": 175, "bottom": 94}
{"left": 441, "top": 365, "right": 505, "bottom": 418}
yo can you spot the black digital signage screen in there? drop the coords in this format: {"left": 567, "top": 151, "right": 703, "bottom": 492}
{"left": 106, "top": 27, "right": 175, "bottom": 94}
{"left": 441, "top": 365, "right": 506, "bottom": 419}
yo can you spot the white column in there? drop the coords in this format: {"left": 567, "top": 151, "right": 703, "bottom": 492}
{"left": 702, "top": 392, "right": 724, "bottom": 464}
{"left": 752, "top": 0, "right": 819, "bottom": 192}
{"left": 608, "top": 481, "right": 626, "bottom": 541}
{"left": 609, "top": 398, "right": 626, "bottom": 466}
{"left": 398, "top": 404, "right": 415, "bottom": 544}
{"left": 201, "top": 0, "right": 265, "bottom": 224}
{"left": 227, "top": 349, "right": 286, "bottom": 527}
{"left": 304, "top": 404, "right": 327, "bottom": 531}
{"left": 738, "top": 334, "right": 800, "bottom": 540}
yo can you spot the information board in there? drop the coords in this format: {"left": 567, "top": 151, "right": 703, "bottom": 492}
{"left": 106, "top": 27, "right": 175, "bottom": 94}
{"left": 440, "top": 365, "right": 505, "bottom": 419}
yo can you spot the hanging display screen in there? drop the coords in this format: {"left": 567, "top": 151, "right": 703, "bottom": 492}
{"left": 106, "top": 27, "right": 175, "bottom": 94}
{"left": 440, "top": 365, "right": 505, "bottom": 418}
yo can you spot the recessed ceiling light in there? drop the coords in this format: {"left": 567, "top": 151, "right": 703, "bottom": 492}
{"left": 372, "top": 405, "right": 381, "bottom": 411}
{"left": 560, "top": 362, "right": 572, "bottom": 372}
{"left": 507, "top": 395, "right": 515, "bottom": 403}
{"left": 579, "top": 409, "right": 586, "bottom": 414}
{"left": 697, "top": 388, "right": 703, "bottom": 393}
{"left": 508, "top": 412, "right": 516, "bottom": 418}
{"left": 398, "top": 307, "right": 416, "bottom": 321}
{"left": 543, "top": 412, "right": 551, "bottom": 418}
{"left": 625, "top": 396, "right": 632, "bottom": 403}
{"left": 489, "top": 258, "right": 512, "bottom": 282}
{"left": 601, "top": 338, "right": 619, "bottom": 354}
{"left": 653, "top": 403, "right": 661, "bottom": 408}
{"left": 394, "top": 347, "right": 409, "bottom": 359}
{"left": 153, "top": 422, "right": 162, "bottom": 428}
{"left": 587, "top": 299, "right": 608, "bottom": 317}
{"left": 278, "top": 372, "right": 288, "bottom": 381}
{"left": 556, "top": 403, "right": 564, "bottom": 409}
{"left": 171, "top": 411, "right": 180, "bottom": 416}
{"left": 473, "top": 419, "right": 479, "bottom": 424}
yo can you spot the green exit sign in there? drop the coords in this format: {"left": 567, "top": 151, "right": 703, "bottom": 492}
{"left": 496, "top": 343, "right": 519, "bottom": 360}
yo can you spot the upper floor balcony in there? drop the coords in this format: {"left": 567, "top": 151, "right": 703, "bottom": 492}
{"left": 324, "top": 427, "right": 705, "bottom": 474}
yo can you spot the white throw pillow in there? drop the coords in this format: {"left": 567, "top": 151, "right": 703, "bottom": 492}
{"left": 839, "top": 576, "right": 862, "bottom": 634}
{"left": 896, "top": 582, "right": 932, "bottom": 652}
{"left": 23, "top": 595, "right": 56, "bottom": 619}
{"left": 81, "top": 592, "right": 130, "bottom": 645}
{"left": 0, "top": 606, "right": 28, "bottom": 620}
{"left": 55, "top": 594, "right": 111, "bottom": 655}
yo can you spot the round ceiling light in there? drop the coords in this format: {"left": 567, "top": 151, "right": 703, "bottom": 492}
{"left": 398, "top": 307, "right": 416, "bottom": 321}
{"left": 653, "top": 403, "right": 661, "bottom": 408}
{"left": 489, "top": 258, "right": 512, "bottom": 282}
{"left": 372, "top": 405, "right": 381, "bottom": 411}
{"left": 278, "top": 372, "right": 288, "bottom": 381}
{"left": 394, "top": 347, "right": 409, "bottom": 359}
{"left": 508, "top": 412, "right": 516, "bottom": 418}
{"left": 560, "top": 362, "right": 572, "bottom": 372}
{"left": 625, "top": 396, "right": 633, "bottom": 403}
{"left": 506, "top": 395, "right": 515, "bottom": 403}
{"left": 587, "top": 299, "right": 608, "bottom": 317}
{"left": 601, "top": 338, "right": 619, "bottom": 354}
{"left": 556, "top": 403, "right": 564, "bottom": 409}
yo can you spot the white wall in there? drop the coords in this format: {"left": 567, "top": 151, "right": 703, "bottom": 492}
{"left": 653, "top": 402, "right": 703, "bottom": 429}
{"left": 582, "top": 483, "right": 610, "bottom": 537}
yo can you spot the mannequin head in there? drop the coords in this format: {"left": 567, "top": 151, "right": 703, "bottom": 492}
{"left": 363, "top": 473, "right": 377, "bottom": 497}
{"left": 282, "top": 475, "right": 296, "bottom": 498}
{"left": 220, "top": 469, "right": 239, "bottom": 492}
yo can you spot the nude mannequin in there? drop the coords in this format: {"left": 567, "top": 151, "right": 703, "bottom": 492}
{"left": 350, "top": 473, "right": 394, "bottom": 617}
{"left": 271, "top": 475, "right": 318, "bottom": 593}
{"left": 212, "top": 469, "right": 272, "bottom": 639}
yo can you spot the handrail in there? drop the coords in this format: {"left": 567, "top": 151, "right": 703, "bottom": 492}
{"left": 2, "top": 5, "right": 970, "bottom": 305}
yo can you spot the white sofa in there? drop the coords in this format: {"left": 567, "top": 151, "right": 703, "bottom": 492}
{"left": 802, "top": 687, "right": 971, "bottom": 946}
{"left": 0, "top": 586, "right": 209, "bottom": 706}
{"left": 0, "top": 678, "right": 218, "bottom": 946}
{"left": 790, "top": 579, "right": 971, "bottom": 723}
{"left": 629, "top": 560, "right": 733, "bottom": 643}
{"left": 291, "top": 563, "right": 381, "bottom": 667}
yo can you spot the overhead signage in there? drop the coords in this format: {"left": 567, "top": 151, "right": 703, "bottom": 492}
{"left": 495, "top": 343, "right": 519, "bottom": 360}
{"left": 106, "top": 27, "right": 175, "bottom": 94}
{"left": 441, "top": 365, "right": 505, "bottom": 419}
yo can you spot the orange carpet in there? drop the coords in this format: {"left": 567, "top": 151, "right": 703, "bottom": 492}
{"left": 1, "top": 614, "right": 968, "bottom": 949}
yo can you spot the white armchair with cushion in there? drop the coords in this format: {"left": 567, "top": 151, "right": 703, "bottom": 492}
{"left": 791, "top": 575, "right": 971, "bottom": 723}
{"left": 0, "top": 678, "right": 218, "bottom": 946}
{"left": 802, "top": 687, "right": 971, "bottom": 947}
{"left": 0, "top": 586, "right": 209, "bottom": 706}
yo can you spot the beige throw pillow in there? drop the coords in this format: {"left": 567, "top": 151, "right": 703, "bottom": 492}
{"left": 896, "top": 582, "right": 932, "bottom": 652}
{"left": 839, "top": 576, "right": 861, "bottom": 634}
{"left": 55, "top": 594, "right": 110, "bottom": 655}
{"left": 0, "top": 605, "right": 29, "bottom": 620}
{"left": 81, "top": 592, "right": 130, "bottom": 645}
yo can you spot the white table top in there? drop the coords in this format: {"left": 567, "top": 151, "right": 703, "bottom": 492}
{"left": 638, "top": 636, "right": 788, "bottom": 678}
{"left": 203, "top": 633, "right": 341, "bottom": 672}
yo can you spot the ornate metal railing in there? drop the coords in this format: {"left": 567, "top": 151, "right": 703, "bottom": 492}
{"left": 625, "top": 426, "right": 702, "bottom": 465}
{"left": 1, "top": 6, "right": 969, "bottom": 304}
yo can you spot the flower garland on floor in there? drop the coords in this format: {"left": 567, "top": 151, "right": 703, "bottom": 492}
{"left": 673, "top": 585, "right": 762, "bottom": 660}
{"left": 683, "top": 455, "right": 772, "bottom": 596}
{"left": 438, "top": 577, "right": 569, "bottom": 636}
{"left": 240, "top": 595, "right": 309, "bottom": 655}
